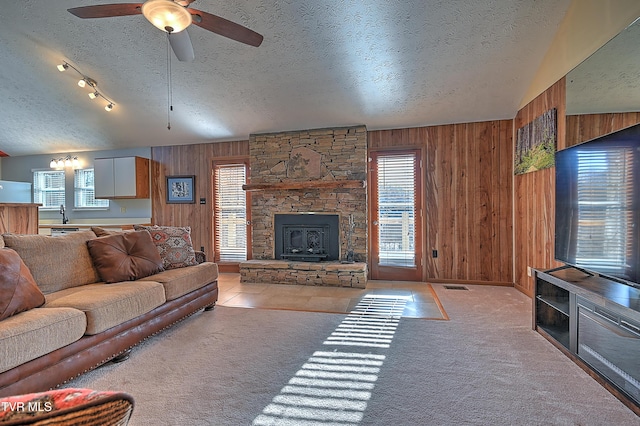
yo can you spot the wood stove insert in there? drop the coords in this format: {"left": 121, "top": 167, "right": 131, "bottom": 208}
{"left": 274, "top": 214, "right": 340, "bottom": 262}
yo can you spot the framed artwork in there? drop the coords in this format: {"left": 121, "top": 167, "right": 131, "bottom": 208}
{"left": 514, "top": 108, "right": 557, "bottom": 175}
{"left": 166, "top": 175, "right": 195, "bottom": 204}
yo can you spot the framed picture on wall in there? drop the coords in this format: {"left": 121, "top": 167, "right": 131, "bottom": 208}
{"left": 166, "top": 175, "right": 195, "bottom": 204}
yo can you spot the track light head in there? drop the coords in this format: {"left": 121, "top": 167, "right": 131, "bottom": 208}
{"left": 57, "top": 63, "right": 69, "bottom": 72}
{"left": 78, "top": 79, "right": 86, "bottom": 88}
{"left": 89, "top": 91, "right": 98, "bottom": 99}
{"left": 105, "top": 103, "right": 113, "bottom": 112}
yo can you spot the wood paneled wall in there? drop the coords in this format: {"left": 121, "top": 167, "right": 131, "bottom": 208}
{"left": 369, "top": 120, "right": 513, "bottom": 285}
{"left": 566, "top": 113, "right": 640, "bottom": 146}
{"left": 514, "top": 83, "right": 640, "bottom": 297}
{"left": 151, "top": 141, "right": 249, "bottom": 261}
{"left": 513, "top": 78, "right": 566, "bottom": 296}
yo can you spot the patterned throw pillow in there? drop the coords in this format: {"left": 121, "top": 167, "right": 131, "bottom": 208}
{"left": 133, "top": 225, "right": 198, "bottom": 270}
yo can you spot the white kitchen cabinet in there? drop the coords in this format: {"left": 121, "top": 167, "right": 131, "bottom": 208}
{"left": 94, "top": 156, "right": 150, "bottom": 199}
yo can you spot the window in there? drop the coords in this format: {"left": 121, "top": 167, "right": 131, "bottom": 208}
{"left": 376, "top": 152, "right": 417, "bottom": 267}
{"left": 33, "top": 170, "right": 65, "bottom": 210}
{"left": 75, "top": 168, "right": 109, "bottom": 209}
{"left": 575, "top": 148, "right": 634, "bottom": 275}
{"left": 214, "top": 163, "right": 248, "bottom": 262}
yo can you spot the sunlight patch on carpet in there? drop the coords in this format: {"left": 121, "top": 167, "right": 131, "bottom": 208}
{"left": 253, "top": 295, "right": 406, "bottom": 425}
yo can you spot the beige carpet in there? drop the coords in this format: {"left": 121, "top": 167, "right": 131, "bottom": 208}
{"left": 64, "top": 284, "right": 639, "bottom": 425}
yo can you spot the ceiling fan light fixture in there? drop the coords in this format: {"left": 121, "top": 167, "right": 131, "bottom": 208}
{"left": 141, "top": 0, "right": 192, "bottom": 33}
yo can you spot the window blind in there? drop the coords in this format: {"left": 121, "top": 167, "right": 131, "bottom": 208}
{"left": 74, "top": 169, "right": 109, "bottom": 209}
{"left": 33, "top": 170, "right": 65, "bottom": 209}
{"left": 377, "top": 153, "right": 417, "bottom": 267}
{"left": 214, "top": 164, "right": 248, "bottom": 262}
{"left": 575, "top": 148, "right": 634, "bottom": 274}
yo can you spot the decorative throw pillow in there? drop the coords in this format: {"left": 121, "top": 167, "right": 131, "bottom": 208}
{"left": 87, "top": 230, "right": 164, "bottom": 283}
{"left": 0, "top": 248, "right": 45, "bottom": 321}
{"left": 91, "top": 227, "right": 135, "bottom": 237}
{"left": 133, "top": 225, "right": 198, "bottom": 270}
{"left": 91, "top": 227, "right": 120, "bottom": 237}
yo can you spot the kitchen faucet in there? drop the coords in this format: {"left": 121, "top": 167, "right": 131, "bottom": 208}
{"left": 60, "top": 204, "right": 68, "bottom": 224}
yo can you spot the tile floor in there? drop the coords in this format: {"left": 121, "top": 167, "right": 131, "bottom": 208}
{"left": 217, "top": 273, "right": 448, "bottom": 319}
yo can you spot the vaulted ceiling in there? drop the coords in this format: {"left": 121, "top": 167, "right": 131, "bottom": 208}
{"left": 0, "top": 0, "right": 572, "bottom": 157}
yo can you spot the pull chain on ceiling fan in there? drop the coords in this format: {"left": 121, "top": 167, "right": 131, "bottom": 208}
{"left": 166, "top": 33, "right": 173, "bottom": 130}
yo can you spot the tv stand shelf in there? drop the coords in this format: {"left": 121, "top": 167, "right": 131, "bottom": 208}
{"left": 533, "top": 267, "right": 640, "bottom": 415}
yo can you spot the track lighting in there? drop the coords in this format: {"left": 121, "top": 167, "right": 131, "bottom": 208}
{"left": 50, "top": 155, "right": 79, "bottom": 169}
{"left": 56, "top": 62, "right": 115, "bottom": 112}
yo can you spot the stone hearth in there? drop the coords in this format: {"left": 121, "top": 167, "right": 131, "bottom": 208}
{"left": 240, "top": 126, "right": 368, "bottom": 287}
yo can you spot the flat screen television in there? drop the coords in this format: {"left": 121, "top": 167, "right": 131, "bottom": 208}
{"left": 555, "top": 122, "right": 640, "bottom": 288}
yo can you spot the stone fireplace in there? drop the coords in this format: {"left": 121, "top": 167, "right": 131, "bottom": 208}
{"left": 240, "top": 126, "right": 368, "bottom": 287}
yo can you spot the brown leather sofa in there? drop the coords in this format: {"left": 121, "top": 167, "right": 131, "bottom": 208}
{"left": 0, "top": 228, "right": 218, "bottom": 397}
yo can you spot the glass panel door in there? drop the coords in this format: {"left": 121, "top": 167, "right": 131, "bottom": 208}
{"left": 370, "top": 150, "right": 423, "bottom": 281}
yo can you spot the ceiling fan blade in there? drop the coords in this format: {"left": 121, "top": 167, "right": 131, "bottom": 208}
{"left": 168, "top": 30, "right": 195, "bottom": 62}
{"left": 187, "top": 8, "right": 263, "bottom": 47}
{"left": 68, "top": 4, "right": 143, "bottom": 19}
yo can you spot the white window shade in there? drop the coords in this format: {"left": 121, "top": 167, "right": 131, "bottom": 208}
{"left": 33, "top": 170, "right": 65, "bottom": 209}
{"left": 214, "top": 164, "right": 248, "bottom": 262}
{"left": 75, "top": 169, "right": 109, "bottom": 209}
{"left": 377, "top": 153, "right": 417, "bottom": 267}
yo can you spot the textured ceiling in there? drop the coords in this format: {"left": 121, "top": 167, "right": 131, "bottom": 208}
{"left": 0, "top": 0, "right": 572, "bottom": 157}
{"left": 566, "top": 18, "right": 640, "bottom": 115}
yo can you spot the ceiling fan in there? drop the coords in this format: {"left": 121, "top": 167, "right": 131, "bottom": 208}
{"left": 67, "top": 0, "right": 263, "bottom": 62}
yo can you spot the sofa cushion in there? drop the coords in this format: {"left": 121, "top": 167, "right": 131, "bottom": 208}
{"left": 141, "top": 262, "right": 219, "bottom": 301}
{"left": 44, "top": 281, "right": 166, "bottom": 335}
{"left": 2, "top": 231, "right": 100, "bottom": 294}
{"left": 86, "top": 231, "right": 164, "bottom": 284}
{"left": 0, "top": 307, "right": 86, "bottom": 374}
{"left": 133, "top": 225, "right": 198, "bottom": 270}
{"left": 0, "top": 248, "right": 45, "bottom": 321}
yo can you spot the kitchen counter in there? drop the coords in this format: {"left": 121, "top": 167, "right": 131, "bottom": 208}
{"left": 38, "top": 220, "right": 151, "bottom": 235}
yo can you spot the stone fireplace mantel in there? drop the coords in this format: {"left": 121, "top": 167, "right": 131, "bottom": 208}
{"left": 242, "top": 179, "right": 365, "bottom": 192}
